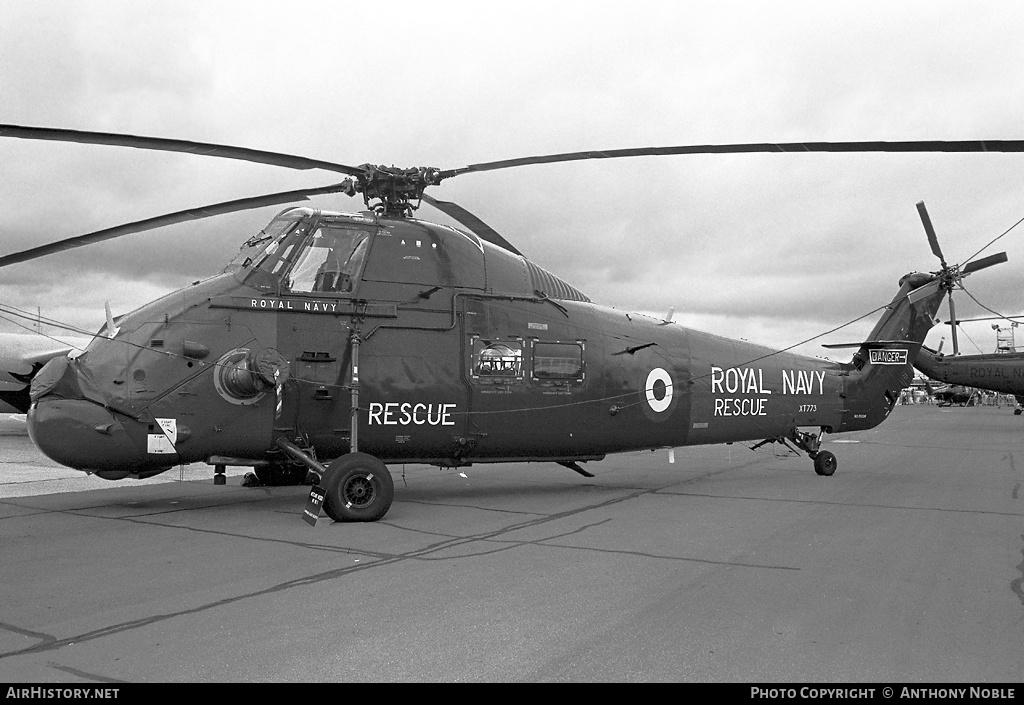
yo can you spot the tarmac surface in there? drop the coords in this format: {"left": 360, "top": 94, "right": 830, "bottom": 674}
{"left": 0, "top": 405, "right": 1022, "bottom": 683}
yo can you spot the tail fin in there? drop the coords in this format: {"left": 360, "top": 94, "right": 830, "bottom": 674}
{"left": 822, "top": 274, "right": 946, "bottom": 366}
{"left": 836, "top": 272, "right": 947, "bottom": 431}
{"left": 852, "top": 272, "right": 945, "bottom": 369}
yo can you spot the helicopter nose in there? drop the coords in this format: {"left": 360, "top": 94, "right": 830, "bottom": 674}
{"left": 28, "top": 399, "right": 151, "bottom": 478}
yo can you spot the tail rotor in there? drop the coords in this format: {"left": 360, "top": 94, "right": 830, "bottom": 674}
{"left": 915, "top": 201, "right": 1007, "bottom": 356}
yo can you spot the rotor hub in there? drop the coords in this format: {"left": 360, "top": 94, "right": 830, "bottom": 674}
{"left": 346, "top": 164, "right": 444, "bottom": 217}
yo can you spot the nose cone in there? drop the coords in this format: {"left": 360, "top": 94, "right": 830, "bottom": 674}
{"left": 28, "top": 399, "right": 157, "bottom": 478}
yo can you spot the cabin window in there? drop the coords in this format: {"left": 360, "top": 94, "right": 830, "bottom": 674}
{"left": 532, "top": 342, "right": 584, "bottom": 380}
{"left": 285, "top": 226, "right": 371, "bottom": 294}
{"left": 471, "top": 339, "right": 524, "bottom": 378}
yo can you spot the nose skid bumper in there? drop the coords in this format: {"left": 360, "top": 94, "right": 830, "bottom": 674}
{"left": 28, "top": 399, "right": 171, "bottom": 480}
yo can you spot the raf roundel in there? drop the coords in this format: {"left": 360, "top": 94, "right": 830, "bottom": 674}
{"left": 645, "top": 368, "right": 674, "bottom": 413}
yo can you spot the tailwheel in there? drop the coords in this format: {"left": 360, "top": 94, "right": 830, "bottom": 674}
{"left": 790, "top": 428, "right": 837, "bottom": 477}
{"left": 322, "top": 452, "right": 394, "bottom": 522}
{"left": 811, "top": 450, "right": 837, "bottom": 477}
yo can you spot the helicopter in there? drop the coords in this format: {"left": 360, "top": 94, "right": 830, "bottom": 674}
{"left": 914, "top": 320, "right": 1024, "bottom": 414}
{"left": 0, "top": 331, "right": 91, "bottom": 414}
{"left": 922, "top": 378, "right": 978, "bottom": 407}
{"left": 0, "top": 125, "right": 1019, "bottom": 524}
{"left": 909, "top": 224, "right": 1024, "bottom": 416}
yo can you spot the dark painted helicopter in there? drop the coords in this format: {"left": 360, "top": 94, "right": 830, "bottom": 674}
{"left": 915, "top": 320, "right": 1024, "bottom": 413}
{"left": 0, "top": 126, "right": 1019, "bottom": 524}
{"left": 923, "top": 379, "right": 978, "bottom": 407}
{"left": 909, "top": 209, "right": 1024, "bottom": 413}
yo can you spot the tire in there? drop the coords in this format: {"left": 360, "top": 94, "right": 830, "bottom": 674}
{"left": 813, "top": 450, "right": 837, "bottom": 476}
{"left": 322, "top": 452, "right": 394, "bottom": 522}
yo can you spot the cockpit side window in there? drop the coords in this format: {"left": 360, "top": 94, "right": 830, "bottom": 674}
{"left": 224, "top": 217, "right": 301, "bottom": 273}
{"left": 286, "top": 226, "right": 371, "bottom": 294}
{"left": 250, "top": 223, "right": 309, "bottom": 275}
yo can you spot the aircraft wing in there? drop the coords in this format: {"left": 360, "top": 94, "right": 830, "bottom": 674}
{"left": 0, "top": 332, "right": 92, "bottom": 413}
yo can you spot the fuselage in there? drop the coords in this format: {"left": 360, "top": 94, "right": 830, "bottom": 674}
{"left": 915, "top": 347, "right": 1024, "bottom": 396}
{"left": 26, "top": 208, "right": 946, "bottom": 479}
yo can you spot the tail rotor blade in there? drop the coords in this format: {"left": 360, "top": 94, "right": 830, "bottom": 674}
{"left": 961, "top": 251, "right": 1008, "bottom": 275}
{"left": 916, "top": 201, "right": 946, "bottom": 267}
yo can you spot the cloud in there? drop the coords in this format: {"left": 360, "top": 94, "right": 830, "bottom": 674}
{"left": 2, "top": 0, "right": 1024, "bottom": 355}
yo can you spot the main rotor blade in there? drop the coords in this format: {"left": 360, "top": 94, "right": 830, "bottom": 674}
{"left": 0, "top": 124, "right": 364, "bottom": 176}
{"left": 421, "top": 194, "right": 524, "bottom": 256}
{"left": 0, "top": 182, "right": 353, "bottom": 269}
{"left": 438, "top": 139, "right": 1024, "bottom": 179}
{"left": 960, "top": 251, "right": 1008, "bottom": 275}
{"left": 916, "top": 201, "right": 945, "bottom": 266}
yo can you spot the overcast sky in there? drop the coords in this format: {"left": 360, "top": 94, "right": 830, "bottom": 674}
{"left": 2, "top": 0, "right": 1024, "bottom": 358}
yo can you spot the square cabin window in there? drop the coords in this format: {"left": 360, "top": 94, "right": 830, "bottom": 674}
{"left": 532, "top": 342, "right": 584, "bottom": 380}
{"left": 472, "top": 340, "right": 523, "bottom": 378}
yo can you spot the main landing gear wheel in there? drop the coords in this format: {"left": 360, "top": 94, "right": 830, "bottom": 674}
{"left": 322, "top": 452, "right": 394, "bottom": 522}
{"left": 811, "top": 450, "right": 837, "bottom": 477}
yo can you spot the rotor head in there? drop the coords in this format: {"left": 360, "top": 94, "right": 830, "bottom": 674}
{"left": 346, "top": 165, "right": 445, "bottom": 217}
